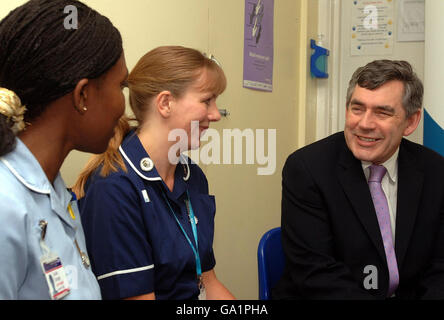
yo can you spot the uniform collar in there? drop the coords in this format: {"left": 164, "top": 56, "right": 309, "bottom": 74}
{"left": 118, "top": 130, "right": 191, "bottom": 184}
{"left": 1, "top": 138, "right": 52, "bottom": 194}
{"left": 361, "top": 147, "right": 399, "bottom": 183}
{"left": 1, "top": 138, "right": 75, "bottom": 228}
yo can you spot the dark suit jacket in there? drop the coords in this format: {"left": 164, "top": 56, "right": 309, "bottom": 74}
{"left": 273, "top": 132, "right": 444, "bottom": 299}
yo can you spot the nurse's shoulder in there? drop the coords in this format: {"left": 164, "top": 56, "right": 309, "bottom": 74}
{"left": 0, "top": 154, "right": 39, "bottom": 226}
{"left": 84, "top": 161, "right": 144, "bottom": 197}
{"left": 0, "top": 159, "right": 29, "bottom": 211}
{"left": 0, "top": 157, "right": 35, "bottom": 298}
{"left": 79, "top": 162, "right": 146, "bottom": 223}
{"left": 0, "top": 139, "right": 54, "bottom": 222}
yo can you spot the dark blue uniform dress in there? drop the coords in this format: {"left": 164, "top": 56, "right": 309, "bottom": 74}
{"left": 79, "top": 131, "right": 216, "bottom": 300}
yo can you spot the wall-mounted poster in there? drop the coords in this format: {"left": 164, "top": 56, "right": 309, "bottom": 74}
{"left": 350, "top": 0, "right": 394, "bottom": 56}
{"left": 397, "top": 0, "right": 425, "bottom": 42}
{"left": 243, "top": 0, "right": 274, "bottom": 92}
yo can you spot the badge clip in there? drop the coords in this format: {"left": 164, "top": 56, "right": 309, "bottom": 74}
{"left": 38, "top": 220, "right": 71, "bottom": 300}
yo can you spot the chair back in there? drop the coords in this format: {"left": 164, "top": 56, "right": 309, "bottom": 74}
{"left": 257, "top": 227, "right": 285, "bottom": 300}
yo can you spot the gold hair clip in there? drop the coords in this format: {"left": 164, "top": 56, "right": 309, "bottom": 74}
{"left": 0, "top": 88, "right": 27, "bottom": 134}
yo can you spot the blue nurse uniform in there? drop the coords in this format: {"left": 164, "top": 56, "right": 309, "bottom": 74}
{"left": 0, "top": 138, "right": 101, "bottom": 300}
{"left": 79, "top": 131, "right": 216, "bottom": 300}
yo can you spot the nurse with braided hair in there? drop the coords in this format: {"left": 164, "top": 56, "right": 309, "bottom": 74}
{"left": 0, "top": 0, "right": 128, "bottom": 299}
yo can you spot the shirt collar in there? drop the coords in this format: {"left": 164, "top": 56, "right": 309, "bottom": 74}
{"left": 1, "top": 138, "right": 75, "bottom": 227}
{"left": 1, "top": 138, "right": 52, "bottom": 194}
{"left": 361, "top": 148, "right": 399, "bottom": 183}
{"left": 118, "top": 130, "right": 191, "bottom": 184}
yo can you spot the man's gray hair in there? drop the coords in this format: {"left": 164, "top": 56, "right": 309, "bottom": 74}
{"left": 346, "top": 60, "right": 423, "bottom": 118}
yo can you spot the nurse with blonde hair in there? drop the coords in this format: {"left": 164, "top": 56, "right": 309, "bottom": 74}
{"left": 74, "top": 46, "right": 235, "bottom": 300}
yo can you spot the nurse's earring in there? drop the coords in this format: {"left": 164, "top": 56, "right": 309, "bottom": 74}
{"left": 79, "top": 92, "right": 88, "bottom": 113}
{"left": 76, "top": 92, "right": 88, "bottom": 114}
{"left": 75, "top": 103, "right": 87, "bottom": 115}
{"left": 73, "top": 79, "right": 90, "bottom": 115}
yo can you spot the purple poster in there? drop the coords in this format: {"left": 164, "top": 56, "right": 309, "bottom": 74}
{"left": 243, "top": 0, "right": 274, "bottom": 92}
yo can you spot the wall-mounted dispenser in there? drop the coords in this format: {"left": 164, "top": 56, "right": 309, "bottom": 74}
{"left": 310, "top": 39, "right": 329, "bottom": 79}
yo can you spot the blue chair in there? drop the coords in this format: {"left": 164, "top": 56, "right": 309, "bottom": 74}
{"left": 257, "top": 227, "right": 285, "bottom": 300}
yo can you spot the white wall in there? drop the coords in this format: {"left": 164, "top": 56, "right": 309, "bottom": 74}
{"left": 0, "top": 1, "right": 27, "bottom": 21}
{"left": 424, "top": 0, "right": 444, "bottom": 154}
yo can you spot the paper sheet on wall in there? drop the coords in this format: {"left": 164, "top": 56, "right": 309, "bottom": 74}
{"left": 350, "top": 0, "right": 394, "bottom": 56}
{"left": 243, "top": 0, "right": 274, "bottom": 92}
{"left": 397, "top": 0, "right": 424, "bottom": 42}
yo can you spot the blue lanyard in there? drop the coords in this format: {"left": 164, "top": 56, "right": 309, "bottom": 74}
{"left": 162, "top": 190, "right": 202, "bottom": 279}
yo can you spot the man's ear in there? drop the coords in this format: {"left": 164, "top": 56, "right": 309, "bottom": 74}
{"left": 72, "top": 79, "right": 89, "bottom": 114}
{"left": 155, "top": 91, "right": 174, "bottom": 118}
{"left": 403, "top": 109, "right": 422, "bottom": 137}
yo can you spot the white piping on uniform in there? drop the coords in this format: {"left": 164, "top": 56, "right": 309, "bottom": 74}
{"left": 141, "top": 189, "right": 150, "bottom": 203}
{"left": 118, "top": 146, "right": 162, "bottom": 182}
{"left": 97, "top": 265, "right": 154, "bottom": 281}
{"left": 0, "top": 158, "right": 50, "bottom": 194}
{"left": 179, "top": 154, "right": 190, "bottom": 181}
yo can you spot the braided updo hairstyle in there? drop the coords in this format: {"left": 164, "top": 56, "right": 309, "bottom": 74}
{"left": 0, "top": 0, "right": 123, "bottom": 156}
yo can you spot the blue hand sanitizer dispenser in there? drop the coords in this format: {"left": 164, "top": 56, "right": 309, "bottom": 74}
{"left": 310, "top": 39, "right": 329, "bottom": 79}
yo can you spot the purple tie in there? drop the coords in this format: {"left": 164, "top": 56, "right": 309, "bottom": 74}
{"left": 368, "top": 165, "right": 399, "bottom": 297}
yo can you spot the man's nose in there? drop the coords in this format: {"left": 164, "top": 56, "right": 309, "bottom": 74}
{"left": 358, "top": 110, "right": 376, "bottom": 130}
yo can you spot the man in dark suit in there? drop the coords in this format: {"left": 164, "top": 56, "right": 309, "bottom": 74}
{"left": 273, "top": 60, "right": 444, "bottom": 299}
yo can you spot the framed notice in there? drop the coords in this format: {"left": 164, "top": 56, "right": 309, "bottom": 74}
{"left": 350, "top": 0, "right": 394, "bottom": 56}
{"left": 243, "top": 0, "right": 274, "bottom": 92}
{"left": 397, "top": 0, "right": 425, "bottom": 42}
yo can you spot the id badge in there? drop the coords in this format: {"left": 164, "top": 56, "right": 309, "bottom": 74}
{"left": 40, "top": 255, "right": 71, "bottom": 300}
{"left": 198, "top": 278, "right": 206, "bottom": 300}
{"left": 198, "top": 287, "right": 207, "bottom": 300}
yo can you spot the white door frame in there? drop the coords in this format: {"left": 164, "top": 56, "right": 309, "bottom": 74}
{"left": 316, "top": 0, "right": 343, "bottom": 140}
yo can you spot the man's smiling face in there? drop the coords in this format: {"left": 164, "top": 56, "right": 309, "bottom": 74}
{"left": 344, "top": 80, "right": 420, "bottom": 164}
